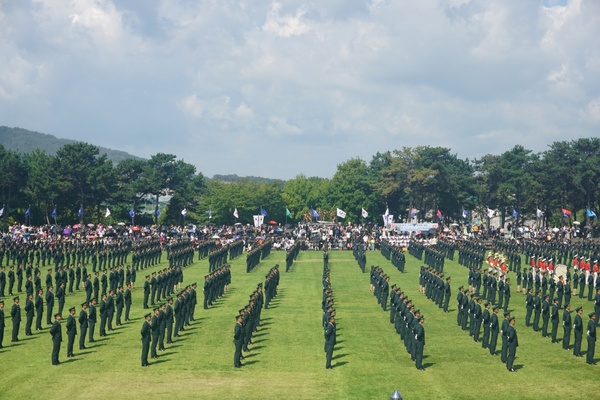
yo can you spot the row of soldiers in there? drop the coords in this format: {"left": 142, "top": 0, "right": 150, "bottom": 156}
{"left": 209, "top": 245, "right": 229, "bottom": 273}
{"left": 323, "top": 261, "right": 337, "bottom": 369}
{"left": 370, "top": 266, "right": 389, "bottom": 311}
{"left": 491, "top": 240, "right": 522, "bottom": 272}
{"left": 142, "top": 266, "right": 185, "bottom": 308}
{"left": 457, "top": 241, "right": 486, "bottom": 270}
{"left": 196, "top": 240, "right": 216, "bottom": 261}
{"left": 435, "top": 240, "right": 455, "bottom": 260}
{"left": 203, "top": 265, "right": 231, "bottom": 309}
{"left": 380, "top": 241, "right": 406, "bottom": 273}
{"left": 233, "top": 283, "right": 264, "bottom": 368}
{"left": 285, "top": 240, "right": 302, "bottom": 272}
{"left": 519, "top": 268, "right": 570, "bottom": 308}
{"left": 385, "top": 276, "right": 427, "bottom": 370}
{"left": 130, "top": 239, "right": 162, "bottom": 271}
{"left": 352, "top": 241, "right": 367, "bottom": 272}
{"left": 228, "top": 240, "right": 244, "bottom": 260}
{"left": 462, "top": 267, "right": 512, "bottom": 311}
{"left": 419, "top": 266, "right": 451, "bottom": 312}
{"left": 423, "top": 246, "right": 445, "bottom": 273}
{"left": 245, "top": 239, "right": 273, "bottom": 273}
{"left": 264, "top": 265, "right": 280, "bottom": 309}
{"left": 167, "top": 242, "right": 195, "bottom": 268}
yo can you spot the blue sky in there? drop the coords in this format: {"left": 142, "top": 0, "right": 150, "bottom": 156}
{"left": 1, "top": 0, "right": 598, "bottom": 179}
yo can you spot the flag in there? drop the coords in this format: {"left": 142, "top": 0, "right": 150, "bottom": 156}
{"left": 25, "top": 207, "right": 31, "bottom": 218}
{"left": 487, "top": 208, "right": 495, "bottom": 218}
{"left": 436, "top": 209, "right": 443, "bottom": 220}
{"left": 587, "top": 209, "right": 597, "bottom": 218}
{"left": 410, "top": 208, "right": 418, "bottom": 218}
{"left": 129, "top": 209, "right": 135, "bottom": 218}
{"left": 536, "top": 208, "right": 544, "bottom": 218}
{"left": 361, "top": 208, "right": 369, "bottom": 218}
{"left": 181, "top": 208, "right": 187, "bottom": 217}
{"left": 156, "top": 208, "right": 161, "bottom": 218}
{"left": 562, "top": 208, "right": 572, "bottom": 218}
{"left": 208, "top": 209, "right": 212, "bottom": 219}
{"left": 285, "top": 208, "right": 293, "bottom": 218}
{"left": 78, "top": 207, "right": 83, "bottom": 218}
{"left": 462, "top": 208, "right": 468, "bottom": 219}
{"left": 336, "top": 208, "right": 346, "bottom": 219}
{"left": 384, "top": 207, "right": 390, "bottom": 218}
{"left": 233, "top": 208, "right": 239, "bottom": 219}
{"left": 260, "top": 207, "right": 268, "bottom": 217}
{"left": 311, "top": 208, "right": 320, "bottom": 219}
{"left": 0, "top": 207, "right": 3, "bottom": 217}
{"left": 512, "top": 208, "right": 519, "bottom": 218}
{"left": 105, "top": 208, "right": 111, "bottom": 218}
{"left": 52, "top": 207, "right": 57, "bottom": 218}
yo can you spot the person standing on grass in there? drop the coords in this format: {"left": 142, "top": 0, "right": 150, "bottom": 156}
{"left": 573, "top": 306, "right": 584, "bottom": 357}
{"left": 88, "top": 298, "right": 97, "bottom": 343}
{"left": 324, "top": 316, "right": 336, "bottom": 369}
{"left": 414, "top": 315, "right": 426, "bottom": 370}
{"left": 50, "top": 313, "right": 62, "bottom": 366}
{"left": 233, "top": 314, "right": 244, "bottom": 368}
{"left": 11, "top": 296, "right": 21, "bottom": 342}
{"left": 562, "top": 303, "right": 572, "bottom": 350}
{"left": 79, "top": 302, "right": 88, "bottom": 350}
{"left": 506, "top": 317, "right": 518, "bottom": 372}
{"left": 586, "top": 313, "right": 597, "bottom": 365}
{"left": 141, "top": 313, "right": 151, "bottom": 367}
{"left": 0, "top": 300, "right": 5, "bottom": 349}
{"left": 489, "top": 305, "right": 499, "bottom": 355}
{"left": 66, "top": 307, "right": 77, "bottom": 358}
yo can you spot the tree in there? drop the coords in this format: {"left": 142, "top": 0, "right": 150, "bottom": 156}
{"left": 327, "top": 158, "right": 375, "bottom": 223}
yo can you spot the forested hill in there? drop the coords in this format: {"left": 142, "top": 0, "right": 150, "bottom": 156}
{"left": 0, "top": 126, "right": 143, "bottom": 164}
{"left": 212, "top": 174, "right": 284, "bottom": 184}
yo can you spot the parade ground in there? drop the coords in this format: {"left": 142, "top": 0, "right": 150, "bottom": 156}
{"left": 1, "top": 249, "right": 598, "bottom": 400}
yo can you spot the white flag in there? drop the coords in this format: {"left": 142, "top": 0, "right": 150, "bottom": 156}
{"left": 181, "top": 208, "right": 187, "bottom": 217}
{"left": 105, "top": 208, "right": 111, "bottom": 218}
{"left": 233, "top": 208, "right": 239, "bottom": 218}
{"left": 361, "top": 208, "right": 369, "bottom": 218}
{"left": 487, "top": 208, "right": 495, "bottom": 218}
{"left": 0, "top": 207, "right": 3, "bottom": 217}
{"left": 336, "top": 208, "right": 346, "bottom": 219}
{"left": 536, "top": 209, "right": 544, "bottom": 218}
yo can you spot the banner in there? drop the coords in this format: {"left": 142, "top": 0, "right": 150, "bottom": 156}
{"left": 253, "top": 215, "right": 264, "bottom": 227}
{"left": 394, "top": 223, "right": 438, "bottom": 233}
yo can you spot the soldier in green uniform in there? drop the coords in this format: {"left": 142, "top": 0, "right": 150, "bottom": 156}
{"left": 506, "top": 317, "right": 518, "bottom": 372}
{"left": 573, "top": 306, "right": 584, "bottom": 357}
{"left": 489, "top": 305, "right": 499, "bottom": 356}
{"left": 587, "top": 312, "right": 597, "bottom": 365}
{"left": 66, "top": 307, "right": 77, "bottom": 357}
{"left": 78, "top": 302, "right": 88, "bottom": 350}
{"left": 562, "top": 303, "right": 572, "bottom": 350}
{"left": 324, "top": 315, "right": 336, "bottom": 369}
{"left": 550, "top": 297, "right": 560, "bottom": 343}
{"left": 233, "top": 314, "right": 244, "bottom": 368}
{"left": 141, "top": 313, "right": 151, "bottom": 367}
{"left": 50, "top": 313, "right": 62, "bottom": 365}
{"left": 482, "top": 302, "right": 491, "bottom": 349}
{"left": 414, "top": 315, "right": 426, "bottom": 370}
{"left": 500, "top": 311, "right": 511, "bottom": 363}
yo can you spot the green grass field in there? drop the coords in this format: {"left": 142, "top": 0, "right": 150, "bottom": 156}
{"left": 0, "top": 250, "right": 598, "bottom": 400}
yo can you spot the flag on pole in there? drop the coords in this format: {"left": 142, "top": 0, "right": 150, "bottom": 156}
{"left": 208, "top": 209, "right": 212, "bottom": 219}
{"left": 105, "top": 208, "right": 111, "bottom": 218}
{"left": 410, "top": 208, "right": 418, "bottom": 218}
{"left": 462, "top": 208, "right": 468, "bottom": 219}
{"left": 361, "top": 208, "right": 369, "bottom": 218}
{"left": 0, "top": 207, "right": 3, "bottom": 217}
{"left": 52, "top": 207, "right": 57, "bottom": 218}
{"left": 512, "top": 208, "right": 519, "bottom": 218}
{"left": 311, "top": 208, "right": 320, "bottom": 219}
{"left": 156, "top": 208, "right": 161, "bottom": 218}
{"left": 25, "top": 207, "right": 31, "bottom": 218}
{"left": 536, "top": 208, "right": 544, "bottom": 218}
{"left": 129, "top": 209, "right": 135, "bottom": 218}
{"left": 260, "top": 207, "right": 268, "bottom": 217}
{"left": 336, "top": 208, "right": 346, "bottom": 219}
{"left": 285, "top": 208, "right": 293, "bottom": 218}
{"left": 78, "top": 207, "right": 83, "bottom": 218}
{"left": 487, "top": 208, "right": 495, "bottom": 218}
{"left": 587, "top": 209, "right": 597, "bottom": 218}
{"left": 233, "top": 208, "right": 239, "bottom": 219}
{"left": 181, "top": 208, "right": 187, "bottom": 217}
{"left": 561, "top": 208, "right": 572, "bottom": 218}
{"left": 436, "top": 209, "right": 443, "bottom": 220}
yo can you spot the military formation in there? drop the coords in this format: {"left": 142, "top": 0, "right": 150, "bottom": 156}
{"left": 380, "top": 241, "right": 406, "bottom": 273}
{"left": 245, "top": 239, "right": 273, "bottom": 273}
{"left": 203, "top": 265, "right": 231, "bottom": 309}
{"left": 322, "top": 260, "right": 337, "bottom": 369}
{"left": 285, "top": 240, "right": 302, "bottom": 272}
{"left": 352, "top": 241, "right": 367, "bottom": 272}
{"left": 233, "top": 282, "right": 265, "bottom": 368}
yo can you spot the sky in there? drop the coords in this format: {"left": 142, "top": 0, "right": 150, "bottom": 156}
{"left": 0, "top": 0, "right": 599, "bottom": 180}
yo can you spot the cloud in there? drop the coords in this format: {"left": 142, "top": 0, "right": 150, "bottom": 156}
{"left": 0, "top": 0, "right": 598, "bottom": 179}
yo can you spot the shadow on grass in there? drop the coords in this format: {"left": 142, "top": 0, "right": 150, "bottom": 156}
{"left": 333, "top": 361, "right": 348, "bottom": 367}
{"left": 422, "top": 362, "right": 434, "bottom": 369}
{"left": 252, "top": 345, "right": 265, "bottom": 351}
{"left": 244, "top": 353, "right": 259, "bottom": 358}
{"left": 253, "top": 339, "right": 266, "bottom": 344}
{"left": 151, "top": 359, "right": 169, "bottom": 365}
{"left": 333, "top": 353, "right": 347, "bottom": 360}
{"left": 514, "top": 364, "right": 524, "bottom": 371}
{"left": 244, "top": 360, "right": 259, "bottom": 366}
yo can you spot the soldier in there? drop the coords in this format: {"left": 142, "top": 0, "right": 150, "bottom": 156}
{"left": 23, "top": 293, "right": 34, "bottom": 336}
{"left": 489, "top": 305, "right": 500, "bottom": 356}
{"left": 551, "top": 297, "right": 560, "bottom": 343}
{"left": 573, "top": 306, "right": 584, "bottom": 357}
{"left": 106, "top": 290, "right": 115, "bottom": 331}
{"left": 472, "top": 297, "right": 483, "bottom": 342}
{"left": 233, "top": 314, "right": 244, "bottom": 368}
{"left": 503, "top": 278, "right": 511, "bottom": 312}
{"left": 482, "top": 302, "right": 491, "bottom": 349}
{"left": 0, "top": 300, "right": 4, "bottom": 349}
{"left": 99, "top": 293, "right": 108, "bottom": 337}
{"left": 115, "top": 286, "right": 124, "bottom": 326}
{"left": 541, "top": 294, "right": 551, "bottom": 337}
{"left": 443, "top": 277, "right": 451, "bottom": 313}
{"left": 93, "top": 272, "right": 100, "bottom": 303}
{"left": 79, "top": 302, "right": 88, "bottom": 350}
{"left": 324, "top": 316, "right": 336, "bottom": 369}
{"left": 143, "top": 275, "right": 151, "bottom": 309}
{"left": 65, "top": 307, "right": 77, "bottom": 357}
{"left": 141, "top": 313, "right": 151, "bottom": 367}
{"left": 35, "top": 289, "right": 44, "bottom": 331}
{"left": 11, "top": 296, "right": 21, "bottom": 342}
{"left": 562, "top": 303, "right": 572, "bottom": 350}
{"left": 50, "top": 313, "right": 62, "bottom": 365}
{"left": 586, "top": 313, "right": 597, "bottom": 365}
{"left": 506, "top": 317, "right": 519, "bottom": 372}
{"left": 56, "top": 282, "right": 66, "bottom": 316}
{"left": 124, "top": 283, "right": 132, "bottom": 322}
{"left": 88, "top": 298, "right": 97, "bottom": 343}
{"left": 150, "top": 307, "right": 160, "bottom": 359}
{"left": 46, "top": 286, "right": 55, "bottom": 325}
{"left": 414, "top": 315, "right": 426, "bottom": 371}
{"left": 165, "top": 297, "right": 174, "bottom": 344}
{"left": 532, "top": 291, "right": 542, "bottom": 332}
{"left": 500, "top": 311, "right": 511, "bottom": 363}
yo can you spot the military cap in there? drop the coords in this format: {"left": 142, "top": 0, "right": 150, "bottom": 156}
{"left": 589, "top": 312, "right": 595, "bottom": 318}
{"left": 576, "top": 306, "right": 582, "bottom": 312}
{"left": 13, "top": 296, "right": 19, "bottom": 301}
{"left": 69, "top": 307, "right": 76, "bottom": 312}
{"left": 503, "top": 311, "right": 511, "bottom": 316}
{"left": 81, "top": 302, "right": 87, "bottom": 307}
{"left": 145, "top": 313, "right": 151, "bottom": 319}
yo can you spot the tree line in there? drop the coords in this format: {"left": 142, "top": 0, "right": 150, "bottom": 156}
{"left": 1, "top": 138, "right": 599, "bottom": 228}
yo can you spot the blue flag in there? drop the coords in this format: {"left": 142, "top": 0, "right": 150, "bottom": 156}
{"left": 78, "top": 207, "right": 83, "bottom": 218}
{"left": 462, "top": 208, "right": 468, "bottom": 219}
{"left": 25, "top": 207, "right": 31, "bottom": 218}
{"left": 260, "top": 207, "right": 268, "bottom": 217}
{"left": 587, "top": 209, "right": 597, "bottom": 218}
{"left": 311, "top": 208, "right": 320, "bottom": 219}
{"left": 156, "top": 208, "right": 161, "bottom": 217}
{"left": 512, "top": 208, "right": 519, "bottom": 218}
{"left": 129, "top": 209, "right": 135, "bottom": 218}
{"left": 51, "top": 207, "right": 57, "bottom": 218}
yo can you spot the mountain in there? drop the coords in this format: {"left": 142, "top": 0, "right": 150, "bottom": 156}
{"left": 212, "top": 174, "right": 285, "bottom": 184}
{"left": 0, "top": 126, "right": 143, "bottom": 164}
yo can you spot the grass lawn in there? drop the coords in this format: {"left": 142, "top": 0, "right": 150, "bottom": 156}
{"left": 0, "top": 249, "right": 598, "bottom": 399}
